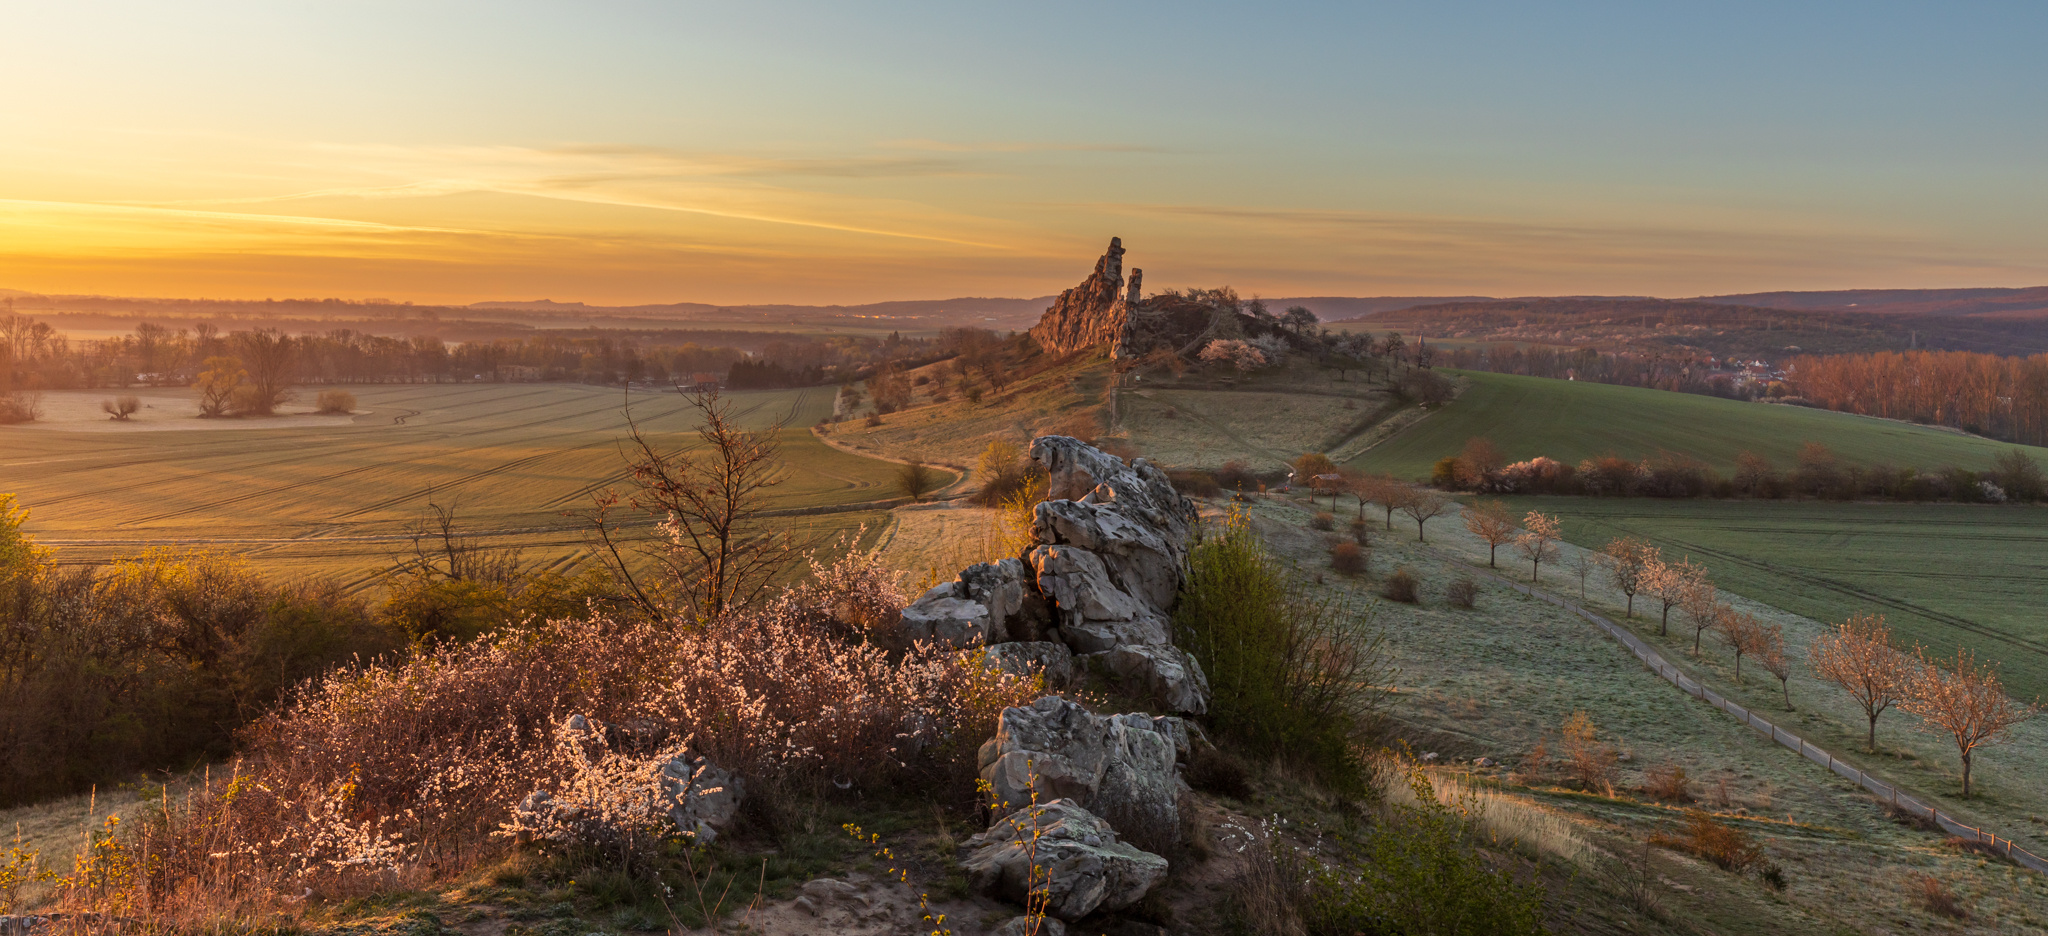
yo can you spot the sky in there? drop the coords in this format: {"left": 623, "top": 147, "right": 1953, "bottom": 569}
{"left": 3, "top": 1, "right": 2046, "bottom": 306}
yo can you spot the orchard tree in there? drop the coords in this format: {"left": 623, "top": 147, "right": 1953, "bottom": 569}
{"left": 1901, "top": 647, "right": 2039, "bottom": 797}
{"left": 1399, "top": 488, "right": 1453, "bottom": 542}
{"left": 1757, "top": 623, "right": 1792, "bottom": 709}
{"left": 1675, "top": 564, "right": 1718, "bottom": 653}
{"left": 1808, "top": 613, "right": 1908, "bottom": 752}
{"left": 1564, "top": 549, "right": 1597, "bottom": 601}
{"left": 1601, "top": 537, "right": 1656, "bottom": 619}
{"left": 1515, "top": 511, "right": 1561, "bottom": 581}
{"left": 1462, "top": 499, "right": 1519, "bottom": 568}
{"left": 1717, "top": 607, "right": 1763, "bottom": 683}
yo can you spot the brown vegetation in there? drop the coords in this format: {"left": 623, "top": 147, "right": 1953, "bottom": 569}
{"left": 1461, "top": 499, "right": 1518, "bottom": 568}
{"left": 1807, "top": 613, "right": 1907, "bottom": 752}
{"left": 1899, "top": 647, "right": 2039, "bottom": 796}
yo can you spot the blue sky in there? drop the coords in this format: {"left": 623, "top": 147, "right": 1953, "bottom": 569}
{"left": 2, "top": 1, "right": 2043, "bottom": 303}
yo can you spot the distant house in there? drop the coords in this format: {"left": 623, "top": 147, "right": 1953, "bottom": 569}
{"left": 686, "top": 371, "right": 722, "bottom": 393}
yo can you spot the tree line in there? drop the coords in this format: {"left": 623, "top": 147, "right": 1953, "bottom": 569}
{"left": 1431, "top": 436, "right": 2047, "bottom": 503}
{"left": 1788, "top": 350, "right": 2048, "bottom": 446}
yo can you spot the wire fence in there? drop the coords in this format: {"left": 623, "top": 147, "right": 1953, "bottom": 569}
{"left": 1443, "top": 553, "right": 2048, "bottom": 875}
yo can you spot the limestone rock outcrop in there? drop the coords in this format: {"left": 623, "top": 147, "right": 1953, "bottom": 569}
{"left": 963, "top": 799, "right": 1170, "bottom": 921}
{"left": 1029, "top": 238, "right": 1131, "bottom": 357}
{"left": 977, "top": 696, "right": 1184, "bottom": 836}
{"left": 1026, "top": 236, "right": 1301, "bottom": 361}
{"left": 894, "top": 435, "right": 1207, "bottom": 714}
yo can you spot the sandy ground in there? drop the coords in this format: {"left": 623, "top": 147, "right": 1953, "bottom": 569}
{"left": 5, "top": 388, "right": 362, "bottom": 432}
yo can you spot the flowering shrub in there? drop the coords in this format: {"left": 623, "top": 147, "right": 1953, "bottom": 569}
{"left": 1198, "top": 340, "right": 1268, "bottom": 372}
{"left": 126, "top": 593, "right": 1041, "bottom": 904}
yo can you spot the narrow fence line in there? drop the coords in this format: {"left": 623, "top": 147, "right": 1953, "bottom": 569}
{"left": 1435, "top": 551, "right": 2047, "bottom": 875}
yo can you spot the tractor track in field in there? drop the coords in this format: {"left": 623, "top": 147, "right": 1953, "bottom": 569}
{"left": 115, "top": 392, "right": 688, "bottom": 525}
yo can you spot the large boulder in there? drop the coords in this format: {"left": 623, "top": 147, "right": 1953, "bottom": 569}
{"left": 897, "top": 593, "right": 990, "bottom": 649}
{"left": 978, "top": 697, "right": 1180, "bottom": 840}
{"left": 963, "top": 799, "right": 1169, "bottom": 922}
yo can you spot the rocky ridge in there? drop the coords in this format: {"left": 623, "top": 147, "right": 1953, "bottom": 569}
{"left": 1026, "top": 236, "right": 1295, "bottom": 360}
{"left": 896, "top": 434, "right": 1210, "bottom": 923}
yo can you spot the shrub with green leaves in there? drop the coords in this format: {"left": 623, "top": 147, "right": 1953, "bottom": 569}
{"left": 1174, "top": 510, "right": 1392, "bottom": 786}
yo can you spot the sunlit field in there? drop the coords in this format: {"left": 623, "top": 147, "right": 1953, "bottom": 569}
{"left": 3, "top": 383, "right": 917, "bottom": 589}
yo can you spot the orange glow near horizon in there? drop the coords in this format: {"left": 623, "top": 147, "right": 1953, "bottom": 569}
{"left": 5, "top": 5, "right": 2046, "bottom": 306}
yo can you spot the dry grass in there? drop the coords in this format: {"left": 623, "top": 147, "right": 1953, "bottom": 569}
{"left": 1915, "top": 873, "right": 1968, "bottom": 919}
{"left": 1383, "top": 767, "right": 1594, "bottom": 869}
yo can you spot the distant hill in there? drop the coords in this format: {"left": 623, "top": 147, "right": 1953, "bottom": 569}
{"left": 469, "top": 296, "right": 1058, "bottom": 330}
{"left": 1695, "top": 286, "right": 2048, "bottom": 320}
{"left": 1263, "top": 296, "right": 1499, "bottom": 319}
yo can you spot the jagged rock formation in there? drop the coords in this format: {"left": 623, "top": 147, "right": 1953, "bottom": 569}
{"left": 977, "top": 696, "right": 1186, "bottom": 829}
{"left": 897, "top": 435, "right": 1208, "bottom": 714}
{"left": 1027, "top": 236, "right": 1299, "bottom": 360}
{"left": 1029, "top": 237, "right": 1132, "bottom": 357}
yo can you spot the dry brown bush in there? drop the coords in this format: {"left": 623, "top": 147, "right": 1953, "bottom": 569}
{"left": 1444, "top": 576, "right": 1477, "bottom": 609}
{"left": 1915, "top": 874, "right": 1968, "bottom": 919}
{"left": 1309, "top": 512, "right": 1335, "bottom": 531}
{"left": 1559, "top": 711, "right": 1617, "bottom": 792}
{"left": 1652, "top": 810, "right": 1764, "bottom": 874}
{"left": 1329, "top": 542, "right": 1367, "bottom": 575}
{"left": 315, "top": 389, "right": 356, "bottom": 414}
{"left": 126, "top": 588, "right": 1039, "bottom": 912}
{"left": 1379, "top": 567, "right": 1418, "bottom": 603}
{"left": 1642, "top": 763, "right": 1691, "bottom": 802}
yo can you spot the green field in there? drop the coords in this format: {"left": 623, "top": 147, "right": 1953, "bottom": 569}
{"left": 1499, "top": 496, "right": 2048, "bottom": 701}
{"left": 2, "top": 383, "right": 921, "bottom": 589}
{"left": 1351, "top": 370, "right": 2048, "bottom": 480}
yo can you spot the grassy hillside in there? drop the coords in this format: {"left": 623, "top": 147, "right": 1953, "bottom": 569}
{"left": 1352, "top": 370, "right": 2048, "bottom": 480}
{"left": 3, "top": 383, "right": 917, "bottom": 588}
{"left": 1504, "top": 496, "right": 2048, "bottom": 702}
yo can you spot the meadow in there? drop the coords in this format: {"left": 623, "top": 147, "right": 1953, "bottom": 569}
{"left": 2, "top": 383, "right": 921, "bottom": 588}
{"left": 1495, "top": 495, "right": 2048, "bottom": 702}
{"left": 1245, "top": 493, "right": 2048, "bottom": 932}
{"left": 1350, "top": 370, "right": 2048, "bottom": 480}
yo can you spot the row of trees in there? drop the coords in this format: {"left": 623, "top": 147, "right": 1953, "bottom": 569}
{"left": 1427, "top": 498, "right": 2038, "bottom": 800}
{"left": 0, "top": 312, "right": 982, "bottom": 399}
{"left": 1586, "top": 535, "right": 2036, "bottom": 798}
{"left": 1790, "top": 350, "right": 2048, "bottom": 446}
{"left": 1437, "top": 435, "right": 2048, "bottom": 503}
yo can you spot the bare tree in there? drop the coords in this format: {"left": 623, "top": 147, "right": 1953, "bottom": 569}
{"left": 196, "top": 356, "right": 245, "bottom": 417}
{"left": 233, "top": 329, "right": 297, "bottom": 415}
{"left": 399, "top": 497, "right": 521, "bottom": 584}
{"left": 1642, "top": 556, "right": 1703, "bottom": 638}
{"left": 1516, "top": 511, "right": 1561, "bottom": 581}
{"left": 1717, "top": 606, "right": 1763, "bottom": 683}
{"left": 1368, "top": 475, "right": 1409, "bottom": 531}
{"left": 1673, "top": 562, "right": 1717, "bottom": 653}
{"left": 1756, "top": 623, "right": 1792, "bottom": 709}
{"left": 1398, "top": 487, "right": 1452, "bottom": 542}
{"left": 591, "top": 388, "right": 799, "bottom": 624}
{"left": 1462, "top": 499, "right": 1518, "bottom": 568}
{"left": 1900, "top": 647, "right": 2039, "bottom": 796}
{"left": 1565, "top": 549, "right": 1597, "bottom": 601}
{"left": 1601, "top": 537, "right": 1655, "bottom": 619}
{"left": 1808, "top": 613, "right": 1907, "bottom": 752}
{"left": 896, "top": 461, "right": 941, "bottom": 501}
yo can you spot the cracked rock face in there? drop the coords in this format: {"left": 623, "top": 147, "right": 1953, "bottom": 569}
{"left": 977, "top": 696, "right": 1183, "bottom": 839}
{"left": 1028, "top": 237, "right": 1130, "bottom": 358}
{"left": 963, "top": 799, "right": 1169, "bottom": 922}
{"left": 894, "top": 435, "right": 1207, "bottom": 715}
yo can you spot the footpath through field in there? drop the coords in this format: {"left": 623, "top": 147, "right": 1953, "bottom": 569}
{"left": 1433, "top": 549, "right": 2048, "bottom": 876}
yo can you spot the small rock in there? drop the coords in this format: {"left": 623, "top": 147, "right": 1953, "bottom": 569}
{"left": 993, "top": 916, "right": 1067, "bottom": 936}
{"left": 799, "top": 878, "right": 861, "bottom": 903}
{"left": 659, "top": 752, "right": 745, "bottom": 845}
{"left": 1421, "top": 752, "right": 1440, "bottom": 762}
{"left": 791, "top": 897, "right": 819, "bottom": 917}
{"left": 1474, "top": 757, "right": 1496, "bottom": 768}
